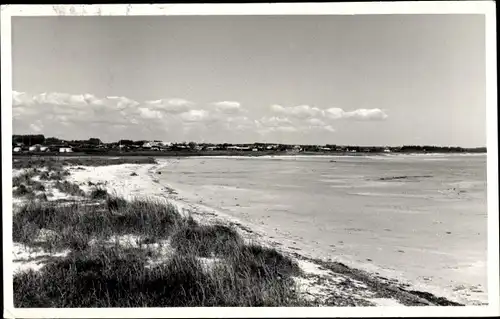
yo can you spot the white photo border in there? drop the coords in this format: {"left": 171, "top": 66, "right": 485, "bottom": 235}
{"left": 1, "top": 2, "right": 498, "bottom": 318}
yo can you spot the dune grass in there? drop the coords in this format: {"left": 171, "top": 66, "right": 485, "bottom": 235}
{"left": 13, "top": 194, "right": 308, "bottom": 307}
{"left": 12, "top": 184, "right": 36, "bottom": 198}
{"left": 89, "top": 187, "right": 108, "bottom": 200}
{"left": 14, "top": 243, "right": 306, "bottom": 307}
{"left": 12, "top": 157, "right": 307, "bottom": 307}
{"left": 54, "top": 181, "right": 85, "bottom": 197}
{"left": 13, "top": 156, "right": 157, "bottom": 169}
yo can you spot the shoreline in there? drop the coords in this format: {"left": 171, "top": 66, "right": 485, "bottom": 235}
{"left": 12, "top": 160, "right": 472, "bottom": 306}
{"left": 66, "top": 160, "right": 471, "bottom": 306}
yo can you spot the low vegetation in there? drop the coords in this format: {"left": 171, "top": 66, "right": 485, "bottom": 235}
{"left": 54, "top": 181, "right": 85, "bottom": 197}
{"left": 13, "top": 156, "right": 157, "bottom": 169}
{"left": 13, "top": 194, "right": 307, "bottom": 307}
{"left": 89, "top": 187, "right": 108, "bottom": 200}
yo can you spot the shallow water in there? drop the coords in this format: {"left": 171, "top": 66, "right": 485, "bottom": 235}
{"left": 158, "top": 154, "right": 487, "bottom": 305}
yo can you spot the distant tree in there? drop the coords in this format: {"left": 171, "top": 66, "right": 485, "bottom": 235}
{"left": 88, "top": 138, "right": 102, "bottom": 145}
{"left": 188, "top": 142, "right": 197, "bottom": 150}
{"left": 13, "top": 134, "right": 45, "bottom": 146}
{"left": 45, "top": 137, "right": 65, "bottom": 145}
{"left": 118, "top": 140, "right": 134, "bottom": 146}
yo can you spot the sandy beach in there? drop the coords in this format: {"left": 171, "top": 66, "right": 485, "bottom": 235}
{"left": 12, "top": 155, "right": 487, "bottom": 307}
{"left": 151, "top": 155, "right": 487, "bottom": 306}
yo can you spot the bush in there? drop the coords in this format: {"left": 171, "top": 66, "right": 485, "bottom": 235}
{"left": 13, "top": 169, "right": 39, "bottom": 187}
{"left": 231, "top": 244, "right": 302, "bottom": 281}
{"left": 89, "top": 187, "right": 108, "bottom": 200}
{"left": 54, "top": 181, "right": 85, "bottom": 197}
{"left": 13, "top": 184, "right": 32, "bottom": 197}
{"left": 39, "top": 171, "right": 50, "bottom": 180}
{"left": 35, "top": 193, "right": 48, "bottom": 201}
{"left": 31, "top": 180, "right": 45, "bottom": 192}
{"left": 171, "top": 223, "right": 243, "bottom": 258}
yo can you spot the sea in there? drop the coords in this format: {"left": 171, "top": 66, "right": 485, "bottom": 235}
{"left": 157, "top": 154, "right": 488, "bottom": 305}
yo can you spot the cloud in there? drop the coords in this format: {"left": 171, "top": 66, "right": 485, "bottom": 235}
{"left": 12, "top": 90, "right": 386, "bottom": 141}
{"left": 179, "top": 109, "right": 210, "bottom": 122}
{"left": 144, "top": 98, "right": 194, "bottom": 114}
{"left": 306, "top": 118, "right": 326, "bottom": 126}
{"left": 343, "top": 108, "right": 388, "bottom": 121}
{"left": 272, "top": 104, "right": 388, "bottom": 121}
{"left": 212, "top": 101, "right": 244, "bottom": 114}
{"left": 257, "top": 116, "right": 293, "bottom": 127}
{"left": 29, "top": 120, "right": 44, "bottom": 133}
{"left": 270, "top": 104, "right": 324, "bottom": 119}
{"left": 323, "top": 125, "right": 336, "bottom": 133}
{"left": 138, "top": 107, "right": 164, "bottom": 120}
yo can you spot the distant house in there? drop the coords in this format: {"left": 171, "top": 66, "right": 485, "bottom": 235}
{"left": 320, "top": 147, "right": 331, "bottom": 151}
{"left": 59, "top": 147, "right": 73, "bottom": 153}
{"left": 383, "top": 148, "right": 391, "bottom": 153}
{"left": 252, "top": 148, "right": 258, "bottom": 152}
{"left": 13, "top": 147, "right": 21, "bottom": 152}
{"left": 40, "top": 146, "right": 49, "bottom": 152}
{"left": 206, "top": 146, "right": 216, "bottom": 151}
{"left": 29, "top": 144, "right": 42, "bottom": 152}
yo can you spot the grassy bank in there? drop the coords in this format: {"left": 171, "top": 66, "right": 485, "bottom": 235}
{"left": 12, "top": 163, "right": 311, "bottom": 307}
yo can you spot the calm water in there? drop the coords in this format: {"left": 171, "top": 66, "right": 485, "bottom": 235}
{"left": 158, "top": 154, "right": 487, "bottom": 304}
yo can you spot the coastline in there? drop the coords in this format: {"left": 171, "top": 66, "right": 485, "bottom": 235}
{"left": 11, "top": 160, "right": 475, "bottom": 306}
{"left": 65, "top": 160, "right": 471, "bottom": 306}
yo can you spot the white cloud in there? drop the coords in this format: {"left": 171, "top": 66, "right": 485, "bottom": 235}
{"left": 12, "top": 90, "right": 387, "bottom": 141}
{"left": 323, "top": 125, "right": 336, "bottom": 133}
{"left": 212, "top": 101, "right": 243, "bottom": 114}
{"left": 29, "top": 120, "right": 43, "bottom": 133}
{"left": 275, "top": 126, "right": 298, "bottom": 133}
{"left": 138, "top": 107, "right": 164, "bottom": 120}
{"left": 180, "top": 109, "right": 209, "bottom": 122}
{"left": 144, "top": 98, "right": 194, "bottom": 114}
{"left": 324, "top": 107, "right": 388, "bottom": 121}
{"left": 306, "top": 118, "right": 326, "bottom": 126}
{"left": 273, "top": 103, "right": 389, "bottom": 121}
{"left": 258, "top": 116, "right": 293, "bottom": 127}
{"left": 270, "top": 104, "right": 324, "bottom": 119}
{"left": 343, "top": 108, "right": 388, "bottom": 121}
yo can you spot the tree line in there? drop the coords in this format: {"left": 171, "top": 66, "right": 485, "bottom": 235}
{"left": 12, "top": 134, "right": 486, "bottom": 153}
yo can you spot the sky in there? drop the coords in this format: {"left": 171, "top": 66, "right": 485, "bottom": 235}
{"left": 12, "top": 14, "right": 486, "bottom": 146}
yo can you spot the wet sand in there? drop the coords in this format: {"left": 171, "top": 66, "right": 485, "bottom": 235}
{"left": 155, "top": 154, "right": 487, "bottom": 305}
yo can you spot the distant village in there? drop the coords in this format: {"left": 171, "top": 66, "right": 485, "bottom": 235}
{"left": 12, "top": 134, "right": 486, "bottom": 155}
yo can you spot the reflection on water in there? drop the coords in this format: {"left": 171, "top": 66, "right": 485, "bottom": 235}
{"left": 159, "top": 154, "right": 487, "bottom": 305}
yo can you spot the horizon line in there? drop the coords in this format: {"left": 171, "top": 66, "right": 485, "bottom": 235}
{"left": 11, "top": 133, "right": 487, "bottom": 149}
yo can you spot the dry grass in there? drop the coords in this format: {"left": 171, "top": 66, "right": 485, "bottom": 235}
{"left": 54, "top": 181, "right": 85, "bottom": 197}
{"left": 13, "top": 195, "right": 309, "bottom": 307}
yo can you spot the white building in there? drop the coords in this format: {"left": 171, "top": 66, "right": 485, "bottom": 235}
{"left": 13, "top": 147, "right": 21, "bottom": 152}
{"left": 40, "top": 146, "right": 49, "bottom": 152}
{"left": 59, "top": 147, "right": 73, "bottom": 153}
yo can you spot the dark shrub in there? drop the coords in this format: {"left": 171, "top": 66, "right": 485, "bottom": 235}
{"left": 90, "top": 187, "right": 108, "bottom": 200}
{"left": 171, "top": 223, "right": 243, "bottom": 257}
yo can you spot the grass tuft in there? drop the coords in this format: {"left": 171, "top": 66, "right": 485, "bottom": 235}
{"left": 54, "top": 181, "right": 85, "bottom": 197}
{"left": 171, "top": 223, "right": 243, "bottom": 258}
{"left": 89, "top": 187, "right": 108, "bottom": 200}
